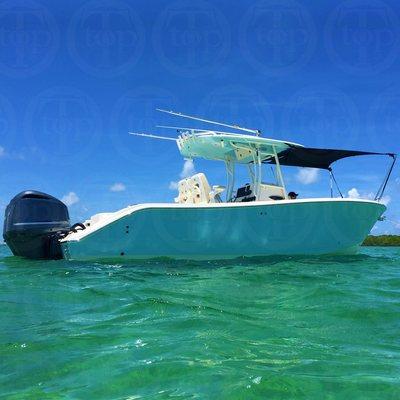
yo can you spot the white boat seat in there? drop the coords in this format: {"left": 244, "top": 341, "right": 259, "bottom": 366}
{"left": 174, "top": 178, "right": 192, "bottom": 203}
{"left": 258, "top": 183, "right": 286, "bottom": 201}
{"left": 174, "top": 173, "right": 222, "bottom": 204}
{"left": 233, "top": 183, "right": 285, "bottom": 202}
{"left": 189, "top": 173, "right": 211, "bottom": 204}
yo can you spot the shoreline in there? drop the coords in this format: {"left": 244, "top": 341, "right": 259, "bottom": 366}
{"left": 362, "top": 235, "right": 400, "bottom": 247}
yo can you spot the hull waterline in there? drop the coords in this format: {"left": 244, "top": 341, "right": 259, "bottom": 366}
{"left": 60, "top": 199, "right": 385, "bottom": 261}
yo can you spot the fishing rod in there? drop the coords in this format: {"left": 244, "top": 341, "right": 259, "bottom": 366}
{"left": 156, "top": 125, "right": 246, "bottom": 136}
{"left": 156, "top": 108, "right": 261, "bottom": 136}
{"left": 128, "top": 132, "right": 177, "bottom": 141}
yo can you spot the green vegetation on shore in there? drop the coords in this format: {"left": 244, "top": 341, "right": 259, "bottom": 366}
{"left": 363, "top": 235, "right": 400, "bottom": 246}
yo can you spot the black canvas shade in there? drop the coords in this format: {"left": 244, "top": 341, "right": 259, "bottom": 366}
{"left": 265, "top": 145, "right": 394, "bottom": 170}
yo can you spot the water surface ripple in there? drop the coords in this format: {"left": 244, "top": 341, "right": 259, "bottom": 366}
{"left": 1, "top": 245, "right": 399, "bottom": 399}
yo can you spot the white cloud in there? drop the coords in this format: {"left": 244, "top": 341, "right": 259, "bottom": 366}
{"left": 180, "top": 159, "right": 195, "bottom": 178}
{"left": 348, "top": 188, "right": 361, "bottom": 199}
{"left": 62, "top": 192, "right": 79, "bottom": 206}
{"left": 110, "top": 182, "right": 126, "bottom": 192}
{"left": 169, "top": 159, "right": 195, "bottom": 190}
{"left": 169, "top": 181, "right": 179, "bottom": 190}
{"left": 296, "top": 168, "right": 319, "bottom": 185}
{"left": 380, "top": 195, "right": 391, "bottom": 206}
{"left": 348, "top": 188, "right": 391, "bottom": 206}
{"left": 0, "top": 146, "right": 5, "bottom": 157}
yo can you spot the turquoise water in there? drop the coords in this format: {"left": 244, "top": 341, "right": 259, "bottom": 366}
{"left": 1, "top": 245, "right": 399, "bottom": 399}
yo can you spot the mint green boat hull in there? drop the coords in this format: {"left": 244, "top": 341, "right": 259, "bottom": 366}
{"left": 61, "top": 200, "right": 385, "bottom": 261}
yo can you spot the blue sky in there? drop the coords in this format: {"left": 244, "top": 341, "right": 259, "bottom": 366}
{"left": 0, "top": 0, "right": 399, "bottom": 234}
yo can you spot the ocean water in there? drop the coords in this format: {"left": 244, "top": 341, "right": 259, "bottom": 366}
{"left": 0, "top": 245, "right": 399, "bottom": 400}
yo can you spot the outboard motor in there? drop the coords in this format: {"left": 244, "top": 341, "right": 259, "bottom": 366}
{"left": 3, "top": 191, "right": 70, "bottom": 259}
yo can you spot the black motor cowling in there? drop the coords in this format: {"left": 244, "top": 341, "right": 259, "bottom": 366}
{"left": 3, "top": 191, "right": 70, "bottom": 259}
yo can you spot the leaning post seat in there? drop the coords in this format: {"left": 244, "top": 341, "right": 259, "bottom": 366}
{"left": 233, "top": 183, "right": 286, "bottom": 202}
{"left": 189, "top": 173, "right": 211, "bottom": 203}
{"left": 174, "top": 173, "right": 223, "bottom": 204}
{"left": 258, "top": 183, "right": 286, "bottom": 201}
{"left": 174, "top": 179, "right": 190, "bottom": 203}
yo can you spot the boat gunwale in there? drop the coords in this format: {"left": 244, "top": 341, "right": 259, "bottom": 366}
{"left": 60, "top": 198, "right": 386, "bottom": 243}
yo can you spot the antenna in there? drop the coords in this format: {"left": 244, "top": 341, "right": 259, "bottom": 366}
{"left": 156, "top": 108, "right": 261, "bottom": 136}
{"left": 129, "top": 132, "right": 177, "bottom": 141}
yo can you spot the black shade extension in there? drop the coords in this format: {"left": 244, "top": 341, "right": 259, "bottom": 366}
{"left": 265, "top": 145, "right": 394, "bottom": 170}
